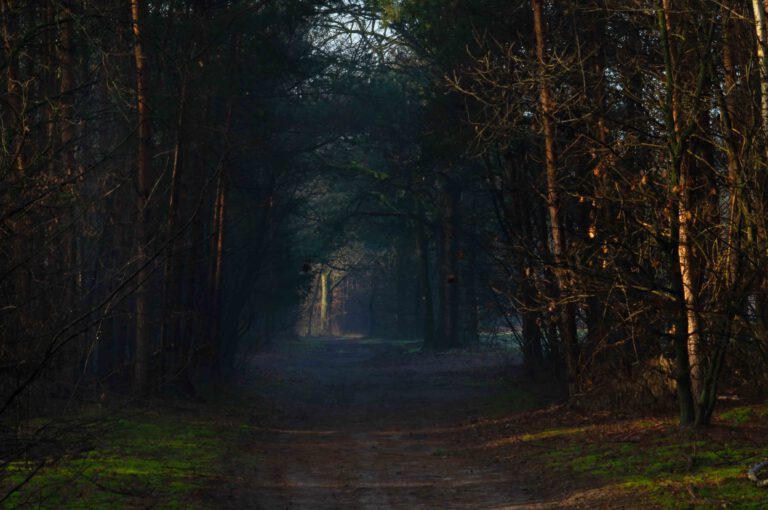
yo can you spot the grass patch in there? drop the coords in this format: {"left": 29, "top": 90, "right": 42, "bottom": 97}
{"left": 1, "top": 407, "right": 251, "bottom": 509}
{"left": 718, "top": 404, "right": 768, "bottom": 426}
{"left": 518, "top": 412, "right": 768, "bottom": 508}
{"left": 518, "top": 426, "right": 587, "bottom": 442}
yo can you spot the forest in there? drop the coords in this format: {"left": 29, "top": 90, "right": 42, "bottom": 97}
{"left": 4, "top": 0, "right": 768, "bottom": 508}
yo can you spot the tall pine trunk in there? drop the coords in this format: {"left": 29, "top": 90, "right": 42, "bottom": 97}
{"left": 161, "top": 78, "right": 188, "bottom": 377}
{"left": 416, "top": 207, "right": 436, "bottom": 350}
{"left": 131, "top": 0, "right": 152, "bottom": 395}
{"left": 531, "top": 0, "right": 579, "bottom": 387}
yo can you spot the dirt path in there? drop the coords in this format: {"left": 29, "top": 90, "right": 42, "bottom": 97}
{"left": 226, "top": 337, "right": 551, "bottom": 509}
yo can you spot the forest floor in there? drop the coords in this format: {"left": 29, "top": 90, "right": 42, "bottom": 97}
{"left": 4, "top": 337, "right": 768, "bottom": 508}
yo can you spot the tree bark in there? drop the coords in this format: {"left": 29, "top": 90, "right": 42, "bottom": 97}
{"left": 752, "top": 0, "right": 768, "bottom": 134}
{"left": 691, "top": 1, "right": 745, "bottom": 427}
{"left": 461, "top": 237, "right": 479, "bottom": 349}
{"left": 1, "top": 0, "right": 25, "bottom": 176}
{"left": 306, "top": 273, "right": 320, "bottom": 336}
{"left": 657, "top": 0, "right": 706, "bottom": 425}
{"left": 395, "top": 233, "right": 411, "bottom": 338}
{"left": 209, "top": 158, "right": 228, "bottom": 359}
{"left": 750, "top": 0, "right": 768, "bottom": 353}
{"left": 131, "top": 0, "right": 152, "bottom": 395}
{"left": 437, "top": 180, "right": 459, "bottom": 349}
{"left": 531, "top": 0, "right": 579, "bottom": 385}
{"left": 319, "top": 269, "right": 332, "bottom": 335}
{"left": 161, "top": 77, "right": 188, "bottom": 365}
{"left": 416, "top": 208, "right": 436, "bottom": 350}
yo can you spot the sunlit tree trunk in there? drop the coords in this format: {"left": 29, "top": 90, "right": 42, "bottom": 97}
{"left": 752, "top": 0, "right": 768, "bottom": 133}
{"left": 658, "top": 0, "right": 694, "bottom": 426}
{"left": 657, "top": 0, "right": 717, "bottom": 425}
{"left": 306, "top": 273, "right": 320, "bottom": 336}
{"left": 319, "top": 269, "right": 332, "bottom": 335}
{"left": 531, "top": 0, "right": 579, "bottom": 386}
{"left": 678, "top": 153, "right": 702, "bottom": 403}
{"left": 750, "top": 0, "right": 768, "bottom": 356}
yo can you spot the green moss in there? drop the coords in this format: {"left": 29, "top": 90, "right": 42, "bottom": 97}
{"left": 2, "top": 410, "right": 251, "bottom": 509}
{"left": 527, "top": 414, "right": 768, "bottom": 508}
{"left": 519, "top": 427, "right": 586, "bottom": 442}
{"left": 719, "top": 405, "right": 768, "bottom": 425}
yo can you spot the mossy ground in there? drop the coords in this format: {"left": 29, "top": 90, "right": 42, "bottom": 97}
{"left": 491, "top": 402, "right": 768, "bottom": 508}
{"left": 5, "top": 340, "right": 768, "bottom": 509}
{"left": 1, "top": 397, "right": 257, "bottom": 509}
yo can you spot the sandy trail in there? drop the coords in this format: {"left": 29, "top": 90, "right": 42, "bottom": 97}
{"left": 228, "top": 337, "right": 550, "bottom": 509}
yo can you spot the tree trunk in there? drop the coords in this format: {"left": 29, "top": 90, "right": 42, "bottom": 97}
{"left": 461, "top": 240, "right": 479, "bottom": 349}
{"left": 416, "top": 209, "right": 436, "bottom": 350}
{"left": 306, "top": 273, "right": 320, "bottom": 336}
{"left": 678, "top": 164, "right": 703, "bottom": 401}
{"left": 437, "top": 180, "right": 460, "bottom": 350}
{"left": 531, "top": 0, "right": 579, "bottom": 385}
{"left": 58, "top": 0, "right": 88, "bottom": 382}
{"left": 657, "top": 0, "right": 706, "bottom": 425}
{"left": 1, "top": 0, "right": 25, "bottom": 177}
{"left": 692, "top": 1, "right": 744, "bottom": 426}
{"left": 1, "top": 0, "right": 30, "bottom": 319}
{"left": 319, "top": 269, "right": 332, "bottom": 335}
{"left": 395, "top": 234, "right": 411, "bottom": 338}
{"left": 368, "top": 278, "right": 377, "bottom": 337}
{"left": 670, "top": 224, "right": 696, "bottom": 426}
{"left": 209, "top": 161, "right": 228, "bottom": 366}
{"left": 161, "top": 78, "right": 188, "bottom": 376}
{"left": 131, "top": 0, "right": 152, "bottom": 395}
{"left": 750, "top": 0, "right": 768, "bottom": 361}
{"left": 521, "top": 266, "right": 544, "bottom": 374}
{"left": 752, "top": 0, "right": 768, "bottom": 134}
